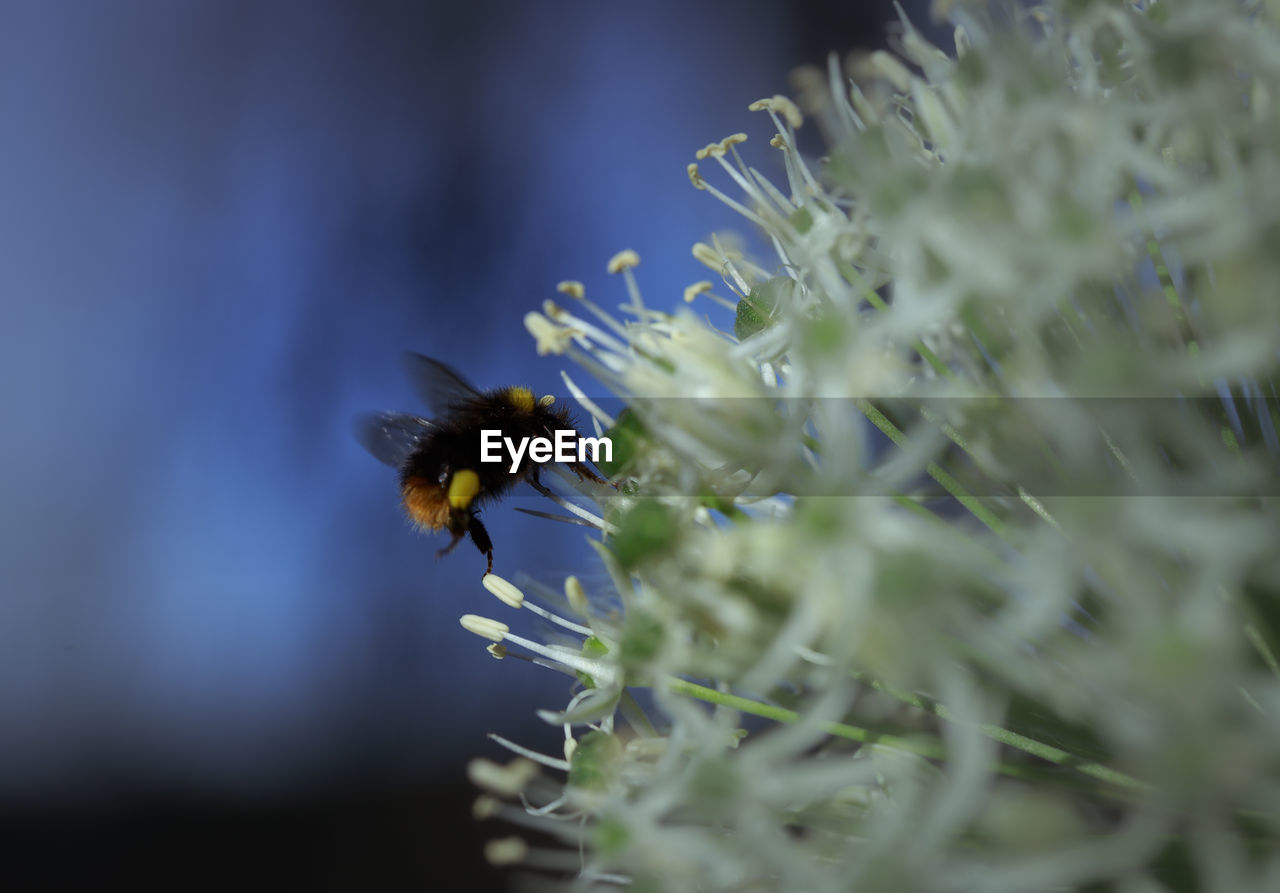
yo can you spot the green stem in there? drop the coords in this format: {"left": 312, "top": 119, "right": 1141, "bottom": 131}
{"left": 618, "top": 689, "right": 659, "bottom": 738}
{"left": 1127, "top": 189, "right": 1186, "bottom": 322}
{"left": 665, "top": 677, "right": 944, "bottom": 759}
{"left": 854, "top": 398, "right": 1007, "bottom": 538}
{"left": 852, "top": 672, "right": 1147, "bottom": 791}
{"left": 1245, "top": 622, "right": 1280, "bottom": 680}
{"left": 665, "top": 675, "right": 1147, "bottom": 792}
{"left": 838, "top": 261, "right": 955, "bottom": 380}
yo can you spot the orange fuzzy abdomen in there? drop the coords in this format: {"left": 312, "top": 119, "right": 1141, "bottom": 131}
{"left": 401, "top": 476, "right": 451, "bottom": 530}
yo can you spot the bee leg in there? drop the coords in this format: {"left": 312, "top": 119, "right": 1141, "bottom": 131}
{"left": 468, "top": 515, "right": 494, "bottom": 577}
{"left": 526, "top": 474, "right": 555, "bottom": 500}
{"left": 568, "top": 461, "right": 613, "bottom": 487}
{"left": 436, "top": 529, "right": 466, "bottom": 559}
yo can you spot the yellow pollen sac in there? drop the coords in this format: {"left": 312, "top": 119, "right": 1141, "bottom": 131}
{"left": 606, "top": 249, "right": 640, "bottom": 274}
{"left": 684, "top": 280, "right": 713, "bottom": 303}
{"left": 448, "top": 469, "right": 481, "bottom": 509}
{"left": 687, "top": 162, "right": 705, "bottom": 190}
{"left": 505, "top": 386, "right": 536, "bottom": 413}
{"left": 524, "top": 311, "right": 573, "bottom": 356}
{"left": 748, "top": 95, "right": 802, "bottom": 128}
{"left": 556, "top": 280, "right": 585, "bottom": 299}
{"left": 692, "top": 242, "right": 721, "bottom": 270}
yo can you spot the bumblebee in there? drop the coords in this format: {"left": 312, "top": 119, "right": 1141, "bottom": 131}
{"left": 358, "top": 353, "right": 605, "bottom": 575}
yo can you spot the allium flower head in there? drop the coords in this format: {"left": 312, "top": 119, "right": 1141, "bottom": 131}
{"left": 458, "top": 2, "right": 1280, "bottom": 889}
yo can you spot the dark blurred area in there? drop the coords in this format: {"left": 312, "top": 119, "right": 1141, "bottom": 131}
{"left": 0, "top": 0, "right": 936, "bottom": 885}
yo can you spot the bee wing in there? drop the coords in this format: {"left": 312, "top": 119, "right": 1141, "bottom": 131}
{"left": 404, "top": 352, "right": 482, "bottom": 415}
{"left": 355, "top": 411, "right": 433, "bottom": 468}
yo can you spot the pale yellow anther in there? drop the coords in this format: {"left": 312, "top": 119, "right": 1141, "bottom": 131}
{"left": 780, "top": 96, "right": 804, "bottom": 129}
{"left": 770, "top": 134, "right": 787, "bottom": 149}
{"left": 697, "top": 134, "right": 745, "bottom": 159}
{"left": 606, "top": 249, "right": 640, "bottom": 274}
{"left": 789, "top": 65, "right": 827, "bottom": 115}
{"left": 683, "top": 281, "right": 713, "bottom": 303}
{"left": 460, "top": 614, "right": 509, "bottom": 642}
{"left": 467, "top": 757, "right": 539, "bottom": 797}
{"left": 555, "top": 280, "right": 585, "bottom": 299}
{"left": 523, "top": 311, "right": 573, "bottom": 356}
{"left": 538, "top": 394, "right": 555, "bottom": 407}
{"left": 695, "top": 141, "right": 722, "bottom": 160}
{"left": 692, "top": 242, "right": 722, "bottom": 271}
{"left": 749, "top": 95, "right": 803, "bottom": 128}
{"left": 564, "top": 575, "right": 589, "bottom": 616}
{"left": 484, "top": 837, "right": 529, "bottom": 867}
{"left": 472, "top": 795, "right": 500, "bottom": 819}
{"left": 563, "top": 737, "right": 578, "bottom": 762}
{"left": 687, "top": 162, "right": 705, "bottom": 190}
{"left": 486, "top": 643, "right": 507, "bottom": 660}
{"left": 483, "top": 573, "right": 525, "bottom": 609}
{"left": 866, "top": 50, "right": 914, "bottom": 92}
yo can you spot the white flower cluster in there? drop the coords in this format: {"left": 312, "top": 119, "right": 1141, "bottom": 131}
{"left": 463, "top": 1, "right": 1280, "bottom": 889}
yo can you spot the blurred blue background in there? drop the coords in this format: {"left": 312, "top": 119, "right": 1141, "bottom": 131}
{"left": 0, "top": 0, "right": 933, "bottom": 883}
